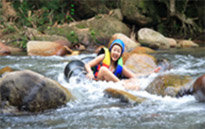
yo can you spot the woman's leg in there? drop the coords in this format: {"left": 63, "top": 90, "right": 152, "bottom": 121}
{"left": 97, "top": 66, "right": 120, "bottom": 82}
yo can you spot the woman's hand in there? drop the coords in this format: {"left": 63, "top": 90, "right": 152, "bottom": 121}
{"left": 86, "top": 72, "right": 94, "bottom": 80}
{"left": 154, "top": 67, "right": 161, "bottom": 73}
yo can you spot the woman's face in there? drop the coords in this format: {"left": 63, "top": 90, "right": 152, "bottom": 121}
{"left": 110, "top": 45, "right": 122, "bottom": 62}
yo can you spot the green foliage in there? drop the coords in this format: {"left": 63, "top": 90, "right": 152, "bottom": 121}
{"left": 11, "top": 0, "right": 75, "bottom": 29}
{"left": 76, "top": 24, "right": 87, "bottom": 29}
{"left": 95, "top": 15, "right": 102, "bottom": 19}
{"left": 11, "top": 34, "right": 29, "bottom": 49}
{"left": 66, "top": 31, "right": 78, "bottom": 44}
{"left": 2, "top": 24, "right": 16, "bottom": 34}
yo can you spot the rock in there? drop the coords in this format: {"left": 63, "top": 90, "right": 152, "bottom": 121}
{"left": 0, "top": 66, "right": 13, "bottom": 77}
{"left": 177, "top": 40, "right": 199, "bottom": 48}
{"left": 122, "top": 47, "right": 155, "bottom": 65}
{"left": 193, "top": 74, "right": 205, "bottom": 102}
{"left": 138, "top": 28, "right": 170, "bottom": 49}
{"left": 27, "top": 41, "right": 70, "bottom": 56}
{"left": 108, "top": 33, "right": 140, "bottom": 52}
{"left": 7, "top": 46, "right": 24, "bottom": 55}
{"left": 122, "top": 52, "right": 130, "bottom": 64}
{"left": 45, "top": 14, "right": 131, "bottom": 47}
{"left": 130, "top": 47, "right": 155, "bottom": 54}
{"left": 0, "top": 42, "right": 11, "bottom": 56}
{"left": 165, "top": 37, "right": 177, "bottom": 48}
{"left": 0, "top": 70, "right": 72, "bottom": 112}
{"left": 124, "top": 54, "right": 157, "bottom": 74}
{"left": 146, "top": 74, "right": 192, "bottom": 97}
{"left": 120, "top": 0, "right": 153, "bottom": 25}
{"left": 104, "top": 88, "right": 145, "bottom": 104}
{"left": 109, "top": 9, "right": 123, "bottom": 21}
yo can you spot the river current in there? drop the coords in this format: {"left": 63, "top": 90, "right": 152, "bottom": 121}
{"left": 0, "top": 48, "right": 205, "bottom": 129}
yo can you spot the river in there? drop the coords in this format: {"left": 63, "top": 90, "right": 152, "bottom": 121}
{"left": 0, "top": 47, "right": 205, "bottom": 129}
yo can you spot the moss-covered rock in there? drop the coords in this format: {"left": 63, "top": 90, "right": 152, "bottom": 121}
{"left": 146, "top": 74, "right": 192, "bottom": 97}
{"left": 120, "top": 0, "right": 158, "bottom": 25}
{"left": 45, "top": 14, "right": 131, "bottom": 47}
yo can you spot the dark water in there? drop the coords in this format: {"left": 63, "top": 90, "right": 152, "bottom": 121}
{"left": 0, "top": 47, "right": 205, "bottom": 129}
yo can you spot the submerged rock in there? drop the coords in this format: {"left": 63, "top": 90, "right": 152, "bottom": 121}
{"left": 146, "top": 74, "right": 192, "bottom": 97}
{"left": 0, "top": 70, "right": 72, "bottom": 113}
{"left": 104, "top": 88, "right": 145, "bottom": 104}
{"left": 193, "top": 74, "right": 205, "bottom": 102}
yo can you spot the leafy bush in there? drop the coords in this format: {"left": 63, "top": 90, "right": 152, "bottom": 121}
{"left": 11, "top": 0, "right": 74, "bottom": 29}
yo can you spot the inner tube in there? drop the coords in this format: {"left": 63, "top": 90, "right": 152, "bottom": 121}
{"left": 64, "top": 60, "right": 86, "bottom": 82}
{"left": 64, "top": 56, "right": 95, "bottom": 82}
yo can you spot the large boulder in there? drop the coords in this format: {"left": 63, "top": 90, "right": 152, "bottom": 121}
{"left": 45, "top": 14, "right": 131, "bottom": 48}
{"left": 27, "top": 41, "right": 71, "bottom": 56}
{"left": 104, "top": 88, "right": 145, "bottom": 104}
{"left": 120, "top": 0, "right": 155, "bottom": 25}
{"left": 146, "top": 74, "right": 192, "bottom": 97}
{"left": 124, "top": 54, "right": 157, "bottom": 74}
{"left": 138, "top": 28, "right": 170, "bottom": 49}
{"left": 193, "top": 74, "right": 205, "bottom": 102}
{"left": 0, "top": 70, "right": 72, "bottom": 112}
{"left": 122, "top": 47, "right": 155, "bottom": 64}
{"left": 108, "top": 33, "right": 140, "bottom": 52}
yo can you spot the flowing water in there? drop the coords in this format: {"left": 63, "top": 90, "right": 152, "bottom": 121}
{"left": 0, "top": 47, "right": 205, "bottom": 129}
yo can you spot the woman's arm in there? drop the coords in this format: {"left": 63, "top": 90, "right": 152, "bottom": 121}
{"left": 85, "top": 54, "right": 104, "bottom": 79}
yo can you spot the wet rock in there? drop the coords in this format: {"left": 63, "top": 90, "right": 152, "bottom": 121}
{"left": 193, "top": 74, "right": 205, "bottom": 102}
{"left": 0, "top": 70, "right": 72, "bottom": 112}
{"left": 130, "top": 47, "right": 155, "bottom": 54}
{"left": 146, "top": 74, "right": 192, "bottom": 97}
{"left": 108, "top": 33, "right": 140, "bottom": 52}
{"left": 27, "top": 41, "right": 71, "bottom": 56}
{"left": 138, "top": 28, "right": 170, "bottom": 49}
{"left": 104, "top": 88, "right": 145, "bottom": 104}
{"left": 124, "top": 54, "right": 157, "bottom": 74}
{"left": 0, "top": 66, "right": 13, "bottom": 77}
